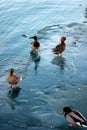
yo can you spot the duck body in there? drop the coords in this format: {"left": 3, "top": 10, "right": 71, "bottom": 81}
{"left": 6, "top": 74, "right": 21, "bottom": 85}
{"left": 62, "top": 107, "right": 87, "bottom": 127}
{"left": 52, "top": 43, "right": 66, "bottom": 54}
{"left": 6, "top": 68, "right": 22, "bottom": 88}
{"left": 30, "top": 36, "right": 40, "bottom": 54}
{"left": 52, "top": 36, "right": 66, "bottom": 56}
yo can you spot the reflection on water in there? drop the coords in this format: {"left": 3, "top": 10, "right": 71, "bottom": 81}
{"left": 30, "top": 50, "right": 41, "bottom": 72}
{"left": 21, "top": 50, "right": 41, "bottom": 78}
{"left": 7, "top": 87, "right": 21, "bottom": 109}
{"left": 52, "top": 56, "right": 65, "bottom": 71}
{"left": 8, "top": 87, "right": 21, "bottom": 99}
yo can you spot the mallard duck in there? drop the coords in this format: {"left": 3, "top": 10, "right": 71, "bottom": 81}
{"left": 61, "top": 107, "right": 87, "bottom": 127}
{"left": 52, "top": 36, "right": 66, "bottom": 56}
{"left": 30, "top": 35, "right": 40, "bottom": 54}
{"left": 6, "top": 68, "right": 22, "bottom": 88}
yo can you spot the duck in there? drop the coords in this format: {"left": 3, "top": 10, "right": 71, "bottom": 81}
{"left": 6, "top": 68, "right": 22, "bottom": 88}
{"left": 61, "top": 106, "right": 87, "bottom": 127}
{"left": 52, "top": 36, "right": 66, "bottom": 56}
{"left": 30, "top": 35, "right": 40, "bottom": 54}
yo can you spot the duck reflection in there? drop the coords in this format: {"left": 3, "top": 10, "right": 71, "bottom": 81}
{"left": 22, "top": 50, "right": 41, "bottom": 78}
{"left": 8, "top": 87, "right": 21, "bottom": 99}
{"left": 7, "top": 87, "right": 21, "bottom": 109}
{"left": 52, "top": 56, "right": 65, "bottom": 71}
{"left": 30, "top": 50, "right": 41, "bottom": 72}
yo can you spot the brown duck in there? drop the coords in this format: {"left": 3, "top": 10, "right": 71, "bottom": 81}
{"left": 6, "top": 68, "right": 22, "bottom": 88}
{"left": 52, "top": 36, "right": 66, "bottom": 56}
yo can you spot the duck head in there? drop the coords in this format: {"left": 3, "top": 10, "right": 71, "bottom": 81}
{"left": 61, "top": 107, "right": 72, "bottom": 114}
{"left": 30, "top": 35, "right": 37, "bottom": 41}
{"left": 10, "top": 68, "right": 14, "bottom": 76}
{"left": 61, "top": 36, "right": 66, "bottom": 42}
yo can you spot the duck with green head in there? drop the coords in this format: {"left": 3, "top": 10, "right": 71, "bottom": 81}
{"left": 61, "top": 107, "right": 87, "bottom": 127}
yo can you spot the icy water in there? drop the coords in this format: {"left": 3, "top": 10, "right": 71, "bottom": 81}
{"left": 0, "top": 0, "right": 87, "bottom": 130}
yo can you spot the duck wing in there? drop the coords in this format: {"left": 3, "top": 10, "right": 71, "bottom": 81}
{"left": 52, "top": 44, "right": 62, "bottom": 52}
{"left": 14, "top": 75, "right": 19, "bottom": 79}
{"left": 73, "top": 110, "right": 86, "bottom": 122}
{"left": 67, "top": 110, "right": 86, "bottom": 125}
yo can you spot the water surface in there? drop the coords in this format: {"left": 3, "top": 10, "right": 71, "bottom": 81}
{"left": 0, "top": 0, "right": 87, "bottom": 130}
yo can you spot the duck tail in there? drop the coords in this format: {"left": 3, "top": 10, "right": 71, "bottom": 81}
{"left": 81, "top": 121, "right": 87, "bottom": 127}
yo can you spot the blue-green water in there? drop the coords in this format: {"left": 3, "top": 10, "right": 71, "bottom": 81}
{"left": 0, "top": 0, "right": 87, "bottom": 130}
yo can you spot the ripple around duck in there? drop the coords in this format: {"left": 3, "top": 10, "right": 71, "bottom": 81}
{"left": 1, "top": 22, "right": 87, "bottom": 85}
{"left": 36, "top": 23, "right": 87, "bottom": 84}
{"left": 0, "top": 22, "right": 87, "bottom": 130}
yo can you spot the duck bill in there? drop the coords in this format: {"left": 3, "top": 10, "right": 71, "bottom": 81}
{"left": 29, "top": 36, "right": 34, "bottom": 39}
{"left": 60, "top": 110, "right": 64, "bottom": 114}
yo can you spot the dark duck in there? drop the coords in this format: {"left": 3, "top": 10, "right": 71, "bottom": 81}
{"left": 61, "top": 107, "right": 87, "bottom": 127}
{"left": 30, "top": 35, "right": 40, "bottom": 54}
{"left": 52, "top": 36, "right": 66, "bottom": 57}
